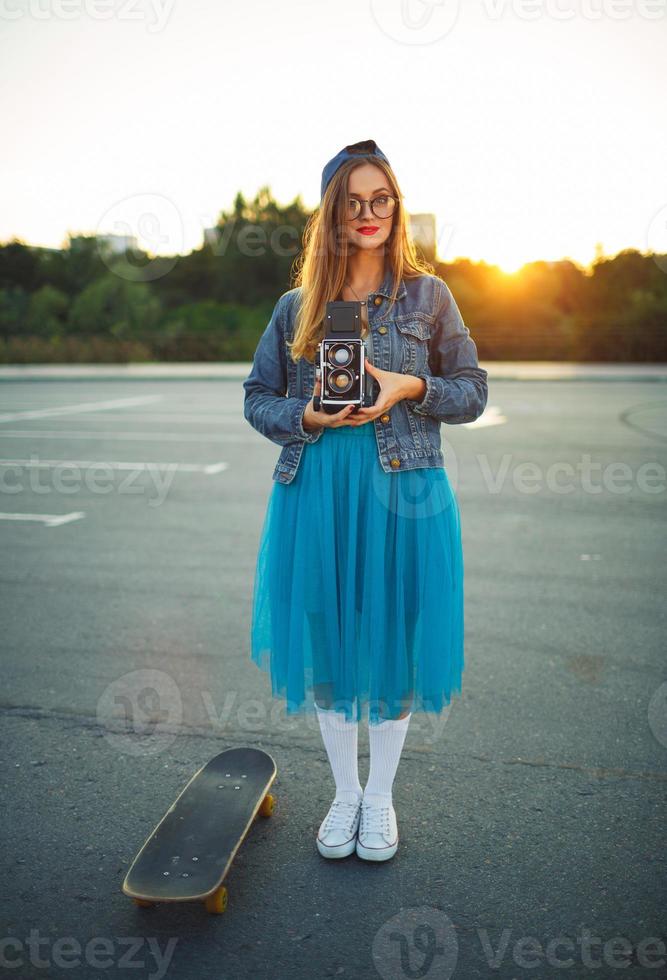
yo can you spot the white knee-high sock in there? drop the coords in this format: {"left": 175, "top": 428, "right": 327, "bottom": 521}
{"left": 363, "top": 713, "right": 412, "bottom": 806}
{"left": 315, "top": 704, "right": 363, "bottom": 804}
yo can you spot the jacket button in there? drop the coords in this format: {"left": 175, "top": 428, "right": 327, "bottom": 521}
{"left": 390, "top": 458, "right": 401, "bottom": 468}
{"left": 380, "top": 413, "right": 390, "bottom": 423}
{"left": 373, "top": 296, "right": 382, "bottom": 307}
{"left": 378, "top": 326, "right": 387, "bottom": 335}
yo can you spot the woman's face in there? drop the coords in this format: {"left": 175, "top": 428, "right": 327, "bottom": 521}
{"left": 342, "top": 162, "right": 395, "bottom": 255}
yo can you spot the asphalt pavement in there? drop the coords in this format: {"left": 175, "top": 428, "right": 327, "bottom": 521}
{"left": 1, "top": 370, "right": 665, "bottom": 980}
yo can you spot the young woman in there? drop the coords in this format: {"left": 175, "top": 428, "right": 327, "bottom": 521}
{"left": 243, "top": 140, "right": 488, "bottom": 863}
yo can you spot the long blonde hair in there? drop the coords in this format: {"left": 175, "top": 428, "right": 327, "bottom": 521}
{"left": 287, "top": 153, "right": 436, "bottom": 363}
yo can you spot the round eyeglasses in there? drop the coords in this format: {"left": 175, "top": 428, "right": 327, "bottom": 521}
{"left": 347, "top": 195, "right": 397, "bottom": 221}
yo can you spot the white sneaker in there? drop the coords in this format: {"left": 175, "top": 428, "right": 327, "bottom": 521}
{"left": 316, "top": 798, "right": 362, "bottom": 859}
{"left": 356, "top": 797, "right": 399, "bottom": 861}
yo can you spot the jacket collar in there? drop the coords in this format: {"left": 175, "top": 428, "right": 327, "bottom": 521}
{"left": 373, "top": 266, "right": 407, "bottom": 301}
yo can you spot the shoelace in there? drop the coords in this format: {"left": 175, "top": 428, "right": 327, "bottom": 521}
{"left": 321, "top": 800, "right": 360, "bottom": 835}
{"left": 360, "top": 802, "right": 392, "bottom": 836}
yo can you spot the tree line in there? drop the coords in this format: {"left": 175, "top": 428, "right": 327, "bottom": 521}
{"left": 1, "top": 186, "right": 665, "bottom": 362}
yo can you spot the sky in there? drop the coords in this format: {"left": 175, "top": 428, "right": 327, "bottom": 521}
{"left": 1, "top": 0, "right": 666, "bottom": 273}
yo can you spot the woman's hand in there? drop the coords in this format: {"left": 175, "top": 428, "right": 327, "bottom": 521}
{"left": 345, "top": 358, "right": 427, "bottom": 425}
{"left": 302, "top": 371, "right": 358, "bottom": 431}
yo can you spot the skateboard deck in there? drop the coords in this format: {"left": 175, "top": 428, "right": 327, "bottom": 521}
{"left": 122, "top": 747, "right": 277, "bottom": 914}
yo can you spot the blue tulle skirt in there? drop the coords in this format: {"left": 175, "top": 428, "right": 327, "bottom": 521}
{"left": 249, "top": 420, "right": 464, "bottom": 725}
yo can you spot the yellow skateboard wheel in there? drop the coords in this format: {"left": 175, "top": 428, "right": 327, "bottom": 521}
{"left": 205, "top": 885, "right": 228, "bottom": 914}
{"left": 259, "top": 793, "right": 275, "bottom": 817}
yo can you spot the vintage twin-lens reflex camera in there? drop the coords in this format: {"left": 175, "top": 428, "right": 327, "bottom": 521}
{"left": 313, "top": 301, "right": 376, "bottom": 415}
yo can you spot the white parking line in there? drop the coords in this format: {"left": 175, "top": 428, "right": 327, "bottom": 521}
{"left": 0, "top": 430, "right": 247, "bottom": 443}
{"left": 0, "top": 411, "right": 243, "bottom": 422}
{"left": 0, "top": 395, "right": 163, "bottom": 424}
{"left": 466, "top": 406, "right": 507, "bottom": 428}
{"left": 0, "top": 511, "right": 85, "bottom": 526}
{"left": 0, "top": 459, "right": 228, "bottom": 473}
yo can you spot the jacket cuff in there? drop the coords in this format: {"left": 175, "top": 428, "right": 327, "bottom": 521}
{"left": 293, "top": 397, "right": 324, "bottom": 443}
{"left": 407, "top": 374, "right": 438, "bottom": 416}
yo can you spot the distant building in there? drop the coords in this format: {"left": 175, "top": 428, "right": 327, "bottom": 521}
{"left": 409, "top": 213, "right": 436, "bottom": 260}
{"left": 67, "top": 232, "right": 138, "bottom": 254}
{"left": 97, "top": 233, "right": 139, "bottom": 254}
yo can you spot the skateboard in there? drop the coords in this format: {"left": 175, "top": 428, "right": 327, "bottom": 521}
{"left": 122, "top": 747, "right": 277, "bottom": 914}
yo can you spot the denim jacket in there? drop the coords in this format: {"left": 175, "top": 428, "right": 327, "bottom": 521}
{"left": 242, "top": 270, "right": 488, "bottom": 484}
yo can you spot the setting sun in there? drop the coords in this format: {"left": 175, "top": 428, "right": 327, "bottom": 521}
{"left": 487, "top": 255, "right": 526, "bottom": 276}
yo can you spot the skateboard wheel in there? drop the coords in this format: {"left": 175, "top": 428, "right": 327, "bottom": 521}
{"left": 204, "top": 885, "right": 228, "bottom": 915}
{"left": 133, "top": 899, "right": 154, "bottom": 909}
{"left": 259, "top": 793, "right": 275, "bottom": 817}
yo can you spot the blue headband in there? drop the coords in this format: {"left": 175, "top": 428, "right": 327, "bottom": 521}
{"left": 320, "top": 139, "right": 391, "bottom": 202}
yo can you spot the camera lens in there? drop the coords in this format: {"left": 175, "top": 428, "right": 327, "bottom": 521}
{"left": 329, "top": 368, "right": 353, "bottom": 393}
{"left": 327, "top": 343, "right": 353, "bottom": 367}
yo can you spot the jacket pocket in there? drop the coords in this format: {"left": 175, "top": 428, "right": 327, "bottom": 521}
{"left": 395, "top": 317, "right": 432, "bottom": 374}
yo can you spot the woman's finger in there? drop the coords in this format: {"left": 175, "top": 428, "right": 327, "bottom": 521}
{"left": 331, "top": 405, "right": 356, "bottom": 427}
